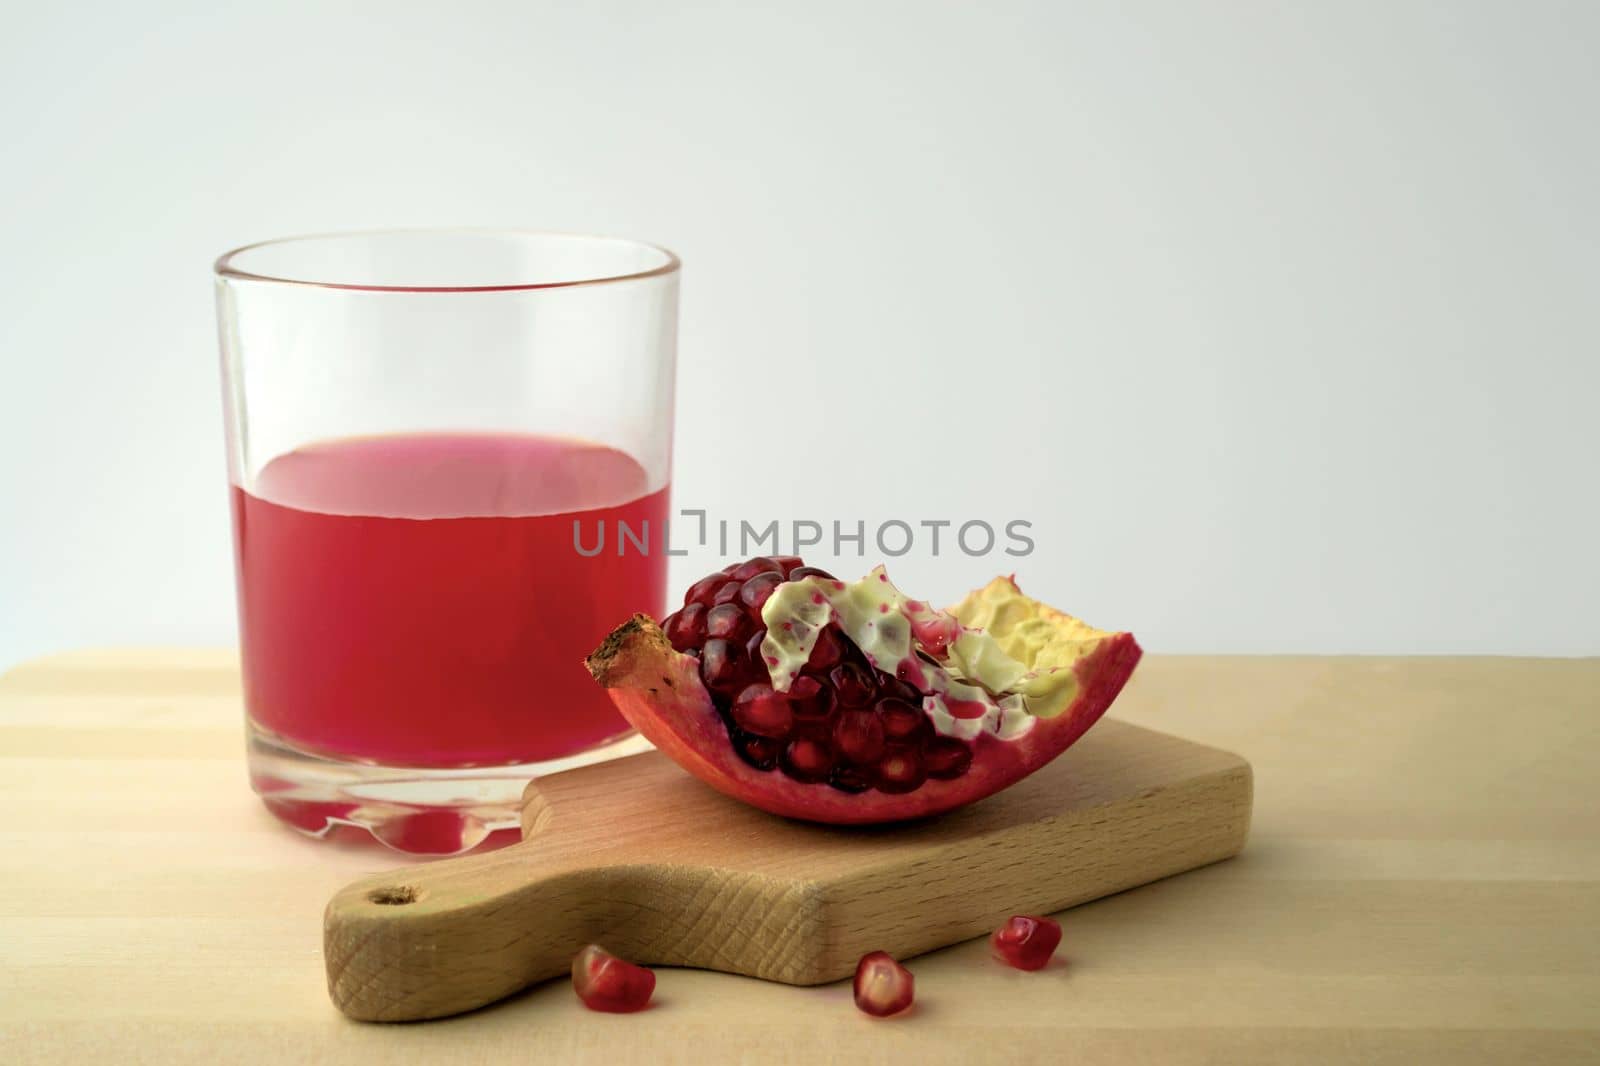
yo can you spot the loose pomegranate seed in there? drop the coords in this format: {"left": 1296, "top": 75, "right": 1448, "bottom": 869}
{"left": 700, "top": 639, "right": 743, "bottom": 690}
{"left": 790, "top": 565, "right": 837, "bottom": 581}
{"left": 781, "top": 737, "right": 834, "bottom": 782}
{"left": 739, "top": 571, "right": 785, "bottom": 618}
{"left": 731, "top": 683, "right": 793, "bottom": 738}
{"left": 711, "top": 580, "right": 743, "bottom": 607}
{"left": 853, "top": 951, "right": 914, "bottom": 1017}
{"left": 772, "top": 555, "right": 805, "bottom": 575}
{"left": 829, "top": 662, "right": 877, "bottom": 707}
{"left": 683, "top": 572, "right": 726, "bottom": 608}
{"left": 924, "top": 737, "right": 973, "bottom": 779}
{"left": 664, "top": 603, "right": 707, "bottom": 651}
{"left": 806, "top": 625, "right": 845, "bottom": 671}
{"left": 729, "top": 557, "right": 783, "bottom": 582}
{"left": 706, "top": 603, "right": 752, "bottom": 642}
{"left": 833, "top": 709, "right": 886, "bottom": 764}
{"left": 571, "top": 944, "right": 655, "bottom": 1013}
{"left": 875, "top": 749, "right": 927, "bottom": 794}
{"left": 989, "top": 915, "right": 1062, "bottom": 971}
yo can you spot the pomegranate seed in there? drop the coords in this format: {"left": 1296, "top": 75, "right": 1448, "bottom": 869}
{"left": 706, "top": 603, "right": 752, "bottom": 642}
{"left": 780, "top": 737, "right": 834, "bottom": 782}
{"left": 729, "top": 557, "right": 783, "bottom": 582}
{"left": 924, "top": 737, "right": 973, "bottom": 779}
{"left": 876, "top": 698, "right": 929, "bottom": 744}
{"left": 790, "top": 565, "right": 837, "bottom": 581}
{"left": 739, "top": 571, "right": 785, "bottom": 619}
{"left": 853, "top": 951, "right": 914, "bottom": 1017}
{"left": 829, "top": 765, "right": 872, "bottom": 793}
{"left": 700, "top": 639, "right": 744, "bottom": 690}
{"left": 875, "top": 749, "right": 927, "bottom": 794}
{"left": 683, "top": 573, "right": 726, "bottom": 608}
{"left": 833, "top": 710, "right": 886, "bottom": 764}
{"left": 990, "top": 915, "right": 1062, "bottom": 971}
{"left": 571, "top": 944, "right": 655, "bottom": 1013}
{"left": 733, "top": 731, "right": 781, "bottom": 770}
{"left": 711, "top": 580, "right": 743, "bottom": 607}
{"left": 829, "top": 662, "right": 877, "bottom": 707}
{"left": 787, "top": 675, "right": 833, "bottom": 718}
{"left": 772, "top": 555, "right": 805, "bottom": 575}
{"left": 806, "top": 626, "right": 845, "bottom": 671}
{"left": 732, "top": 683, "right": 793, "bottom": 738}
{"left": 744, "top": 629, "right": 770, "bottom": 669}
{"left": 883, "top": 678, "right": 924, "bottom": 703}
{"left": 664, "top": 603, "right": 707, "bottom": 651}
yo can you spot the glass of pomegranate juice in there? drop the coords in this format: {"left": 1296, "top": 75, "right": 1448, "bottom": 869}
{"left": 215, "top": 230, "right": 678, "bottom": 853}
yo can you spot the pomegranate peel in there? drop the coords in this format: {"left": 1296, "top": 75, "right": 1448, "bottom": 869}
{"left": 586, "top": 561, "right": 1142, "bottom": 825}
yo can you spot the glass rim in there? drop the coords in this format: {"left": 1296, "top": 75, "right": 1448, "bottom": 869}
{"left": 213, "top": 227, "right": 681, "bottom": 294}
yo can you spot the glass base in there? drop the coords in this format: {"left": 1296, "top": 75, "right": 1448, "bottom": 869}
{"left": 247, "top": 720, "right": 652, "bottom": 855}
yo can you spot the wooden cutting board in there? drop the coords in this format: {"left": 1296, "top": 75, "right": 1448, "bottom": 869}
{"left": 323, "top": 718, "right": 1252, "bottom": 1021}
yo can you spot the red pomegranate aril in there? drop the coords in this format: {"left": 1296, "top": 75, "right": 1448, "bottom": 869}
{"left": 731, "top": 683, "right": 793, "bottom": 738}
{"left": 787, "top": 675, "right": 833, "bottom": 719}
{"left": 733, "top": 731, "right": 781, "bottom": 770}
{"left": 699, "top": 639, "right": 744, "bottom": 691}
{"left": 790, "top": 565, "right": 837, "bottom": 581}
{"left": 828, "top": 765, "right": 872, "bottom": 793}
{"left": 683, "top": 572, "right": 726, "bottom": 608}
{"left": 924, "top": 736, "right": 973, "bottom": 779}
{"left": 853, "top": 951, "right": 914, "bottom": 1017}
{"left": 706, "top": 603, "right": 752, "bottom": 642}
{"left": 711, "top": 580, "right": 744, "bottom": 607}
{"left": 829, "top": 662, "right": 877, "bottom": 708}
{"left": 806, "top": 625, "right": 845, "bottom": 671}
{"left": 729, "top": 557, "right": 783, "bottom": 582}
{"left": 739, "top": 571, "right": 785, "bottom": 619}
{"left": 664, "top": 603, "right": 708, "bottom": 652}
{"left": 883, "top": 678, "right": 925, "bottom": 703}
{"left": 990, "top": 914, "right": 1062, "bottom": 971}
{"left": 877, "top": 698, "right": 929, "bottom": 743}
{"left": 780, "top": 737, "right": 834, "bottom": 782}
{"left": 745, "top": 629, "right": 770, "bottom": 668}
{"left": 571, "top": 944, "right": 656, "bottom": 1013}
{"left": 875, "top": 749, "right": 927, "bottom": 794}
{"left": 772, "top": 555, "right": 804, "bottom": 575}
{"left": 833, "top": 710, "right": 886, "bottom": 765}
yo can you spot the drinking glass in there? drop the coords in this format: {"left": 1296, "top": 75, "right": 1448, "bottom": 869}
{"left": 215, "top": 230, "right": 678, "bottom": 853}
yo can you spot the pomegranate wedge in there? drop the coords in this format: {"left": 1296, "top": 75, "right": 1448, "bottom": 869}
{"left": 586, "top": 559, "right": 1141, "bottom": 824}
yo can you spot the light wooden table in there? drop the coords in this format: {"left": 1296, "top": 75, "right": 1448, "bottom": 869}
{"left": 2, "top": 650, "right": 1596, "bottom": 1064}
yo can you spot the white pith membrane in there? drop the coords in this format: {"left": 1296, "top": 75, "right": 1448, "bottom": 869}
{"left": 758, "top": 565, "right": 1078, "bottom": 743}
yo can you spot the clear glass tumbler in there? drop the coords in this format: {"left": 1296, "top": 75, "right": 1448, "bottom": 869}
{"left": 215, "top": 230, "right": 678, "bottom": 853}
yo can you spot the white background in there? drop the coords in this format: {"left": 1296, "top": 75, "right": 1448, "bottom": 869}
{"left": 2, "top": 1, "right": 1596, "bottom": 671}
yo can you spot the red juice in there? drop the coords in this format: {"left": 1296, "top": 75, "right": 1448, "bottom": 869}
{"left": 231, "top": 432, "right": 668, "bottom": 766}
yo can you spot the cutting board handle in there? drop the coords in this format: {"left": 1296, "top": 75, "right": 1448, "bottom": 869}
{"left": 324, "top": 796, "right": 606, "bottom": 1021}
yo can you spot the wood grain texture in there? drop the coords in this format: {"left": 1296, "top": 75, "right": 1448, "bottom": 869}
{"left": 2, "top": 650, "right": 1598, "bottom": 1065}
{"left": 323, "top": 721, "right": 1252, "bottom": 1020}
